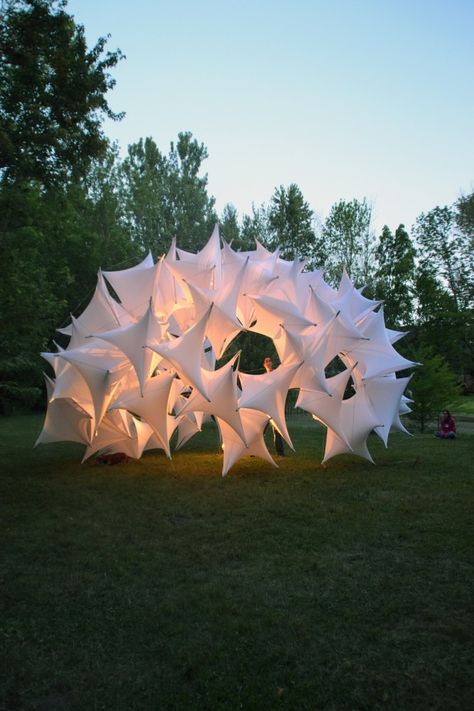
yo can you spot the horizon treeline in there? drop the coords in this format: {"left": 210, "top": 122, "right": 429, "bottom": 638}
{"left": 0, "top": 0, "right": 473, "bottom": 412}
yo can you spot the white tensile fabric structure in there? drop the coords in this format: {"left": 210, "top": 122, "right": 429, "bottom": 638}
{"left": 37, "top": 226, "right": 415, "bottom": 475}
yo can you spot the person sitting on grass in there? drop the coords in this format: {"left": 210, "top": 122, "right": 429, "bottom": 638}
{"left": 435, "top": 410, "right": 457, "bottom": 439}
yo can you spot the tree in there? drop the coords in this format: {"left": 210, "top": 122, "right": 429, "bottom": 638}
{"left": 267, "top": 184, "right": 316, "bottom": 263}
{"left": 240, "top": 203, "right": 270, "bottom": 250}
{"left": 408, "top": 346, "right": 459, "bottom": 432}
{"left": 165, "top": 132, "right": 216, "bottom": 251}
{"left": 412, "top": 202, "right": 474, "bottom": 386}
{"left": 320, "top": 198, "right": 375, "bottom": 285}
{"left": 120, "top": 133, "right": 216, "bottom": 255}
{"left": 413, "top": 206, "right": 472, "bottom": 311}
{"left": 374, "top": 224, "right": 416, "bottom": 327}
{"left": 0, "top": 0, "right": 124, "bottom": 186}
{"left": 455, "top": 191, "right": 474, "bottom": 245}
{"left": 0, "top": 0, "right": 126, "bottom": 410}
{"left": 219, "top": 203, "right": 240, "bottom": 247}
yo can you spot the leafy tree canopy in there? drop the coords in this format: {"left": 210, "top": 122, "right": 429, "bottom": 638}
{"left": 320, "top": 198, "right": 374, "bottom": 285}
{"left": 0, "top": 0, "right": 124, "bottom": 185}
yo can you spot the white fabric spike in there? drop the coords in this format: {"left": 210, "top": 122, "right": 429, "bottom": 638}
{"left": 36, "top": 375, "right": 92, "bottom": 446}
{"left": 365, "top": 375, "right": 412, "bottom": 447}
{"left": 248, "top": 294, "right": 315, "bottom": 339}
{"left": 92, "top": 301, "right": 166, "bottom": 395}
{"left": 217, "top": 408, "right": 277, "bottom": 476}
{"left": 322, "top": 384, "right": 381, "bottom": 464}
{"left": 102, "top": 253, "right": 156, "bottom": 319}
{"left": 110, "top": 370, "right": 177, "bottom": 458}
{"left": 58, "top": 341, "right": 129, "bottom": 432}
{"left": 342, "top": 309, "right": 417, "bottom": 380}
{"left": 296, "top": 368, "right": 354, "bottom": 447}
{"left": 177, "top": 355, "right": 247, "bottom": 446}
{"left": 148, "top": 305, "right": 213, "bottom": 400}
{"left": 238, "top": 361, "right": 302, "bottom": 449}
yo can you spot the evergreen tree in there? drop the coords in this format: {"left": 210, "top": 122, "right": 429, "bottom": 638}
{"left": 240, "top": 204, "right": 270, "bottom": 249}
{"left": 219, "top": 203, "right": 241, "bottom": 247}
{"left": 374, "top": 224, "right": 416, "bottom": 327}
{"left": 267, "top": 183, "right": 316, "bottom": 264}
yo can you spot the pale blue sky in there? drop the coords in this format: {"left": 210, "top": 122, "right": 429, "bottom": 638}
{"left": 68, "top": 0, "right": 474, "bottom": 232}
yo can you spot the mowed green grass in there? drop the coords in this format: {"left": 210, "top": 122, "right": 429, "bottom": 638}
{"left": 1, "top": 415, "right": 473, "bottom": 710}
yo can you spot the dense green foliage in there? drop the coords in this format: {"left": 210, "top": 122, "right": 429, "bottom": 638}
{"left": 407, "top": 346, "right": 460, "bottom": 432}
{"left": 0, "top": 0, "right": 472, "bottom": 417}
{"left": 1, "top": 415, "right": 473, "bottom": 709}
{"left": 0, "top": 0, "right": 124, "bottom": 185}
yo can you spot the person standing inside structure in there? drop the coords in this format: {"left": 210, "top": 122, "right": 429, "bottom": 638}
{"left": 263, "top": 356, "right": 285, "bottom": 456}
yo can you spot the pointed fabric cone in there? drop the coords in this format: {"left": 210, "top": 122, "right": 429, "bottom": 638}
{"left": 322, "top": 385, "right": 381, "bottom": 464}
{"left": 399, "top": 400, "right": 412, "bottom": 415}
{"left": 177, "top": 356, "right": 247, "bottom": 445}
{"left": 305, "top": 286, "right": 337, "bottom": 327}
{"left": 125, "top": 417, "right": 155, "bottom": 458}
{"left": 391, "top": 411, "right": 412, "bottom": 435}
{"left": 217, "top": 409, "right": 277, "bottom": 476}
{"left": 36, "top": 375, "right": 91, "bottom": 446}
{"left": 48, "top": 361, "right": 95, "bottom": 418}
{"left": 165, "top": 261, "right": 216, "bottom": 296}
{"left": 168, "top": 377, "right": 186, "bottom": 413}
{"left": 167, "top": 303, "right": 197, "bottom": 336}
{"left": 183, "top": 279, "right": 244, "bottom": 359}
{"left": 269, "top": 257, "right": 306, "bottom": 304}
{"left": 110, "top": 370, "right": 177, "bottom": 457}
{"left": 356, "top": 308, "right": 405, "bottom": 344}
{"left": 58, "top": 271, "right": 132, "bottom": 339}
{"left": 331, "top": 272, "right": 382, "bottom": 320}
{"left": 365, "top": 375, "right": 412, "bottom": 446}
{"left": 59, "top": 343, "right": 129, "bottom": 433}
{"left": 174, "top": 412, "right": 203, "bottom": 450}
{"left": 176, "top": 224, "right": 222, "bottom": 286}
{"left": 92, "top": 302, "right": 166, "bottom": 395}
{"left": 317, "top": 311, "right": 365, "bottom": 367}
{"left": 296, "top": 368, "right": 354, "bottom": 448}
{"left": 103, "top": 408, "right": 134, "bottom": 438}
{"left": 274, "top": 325, "right": 330, "bottom": 394}
{"left": 273, "top": 326, "right": 302, "bottom": 366}
{"left": 248, "top": 294, "right": 315, "bottom": 339}
{"left": 238, "top": 361, "right": 302, "bottom": 449}
{"left": 254, "top": 239, "right": 280, "bottom": 265}
{"left": 221, "top": 238, "right": 243, "bottom": 265}
{"left": 87, "top": 418, "right": 155, "bottom": 460}
{"left": 387, "top": 328, "right": 408, "bottom": 345}
{"left": 147, "top": 306, "right": 213, "bottom": 400}
{"left": 297, "top": 268, "right": 325, "bottom": 293}
{"left": 65, "top": 316, "right": 93, "bottom": 351}
{"left": 102, "top": 253, "right": 156, "bottom": 319}
{"left": 82, "top": 411, "right": 134, "bottom": 461}
{"left": 152, "top": 258, "right": 180, "bottom": 317}
{"left": 40, "top": 346, "right": 66, "bottom": 376}
{"left": 342, "top": 310, "right": 417, "bottom": 379}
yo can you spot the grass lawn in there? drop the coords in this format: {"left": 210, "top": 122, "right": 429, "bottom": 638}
{"left": 1, "top": 414, "right": 473, "bottom": 710}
